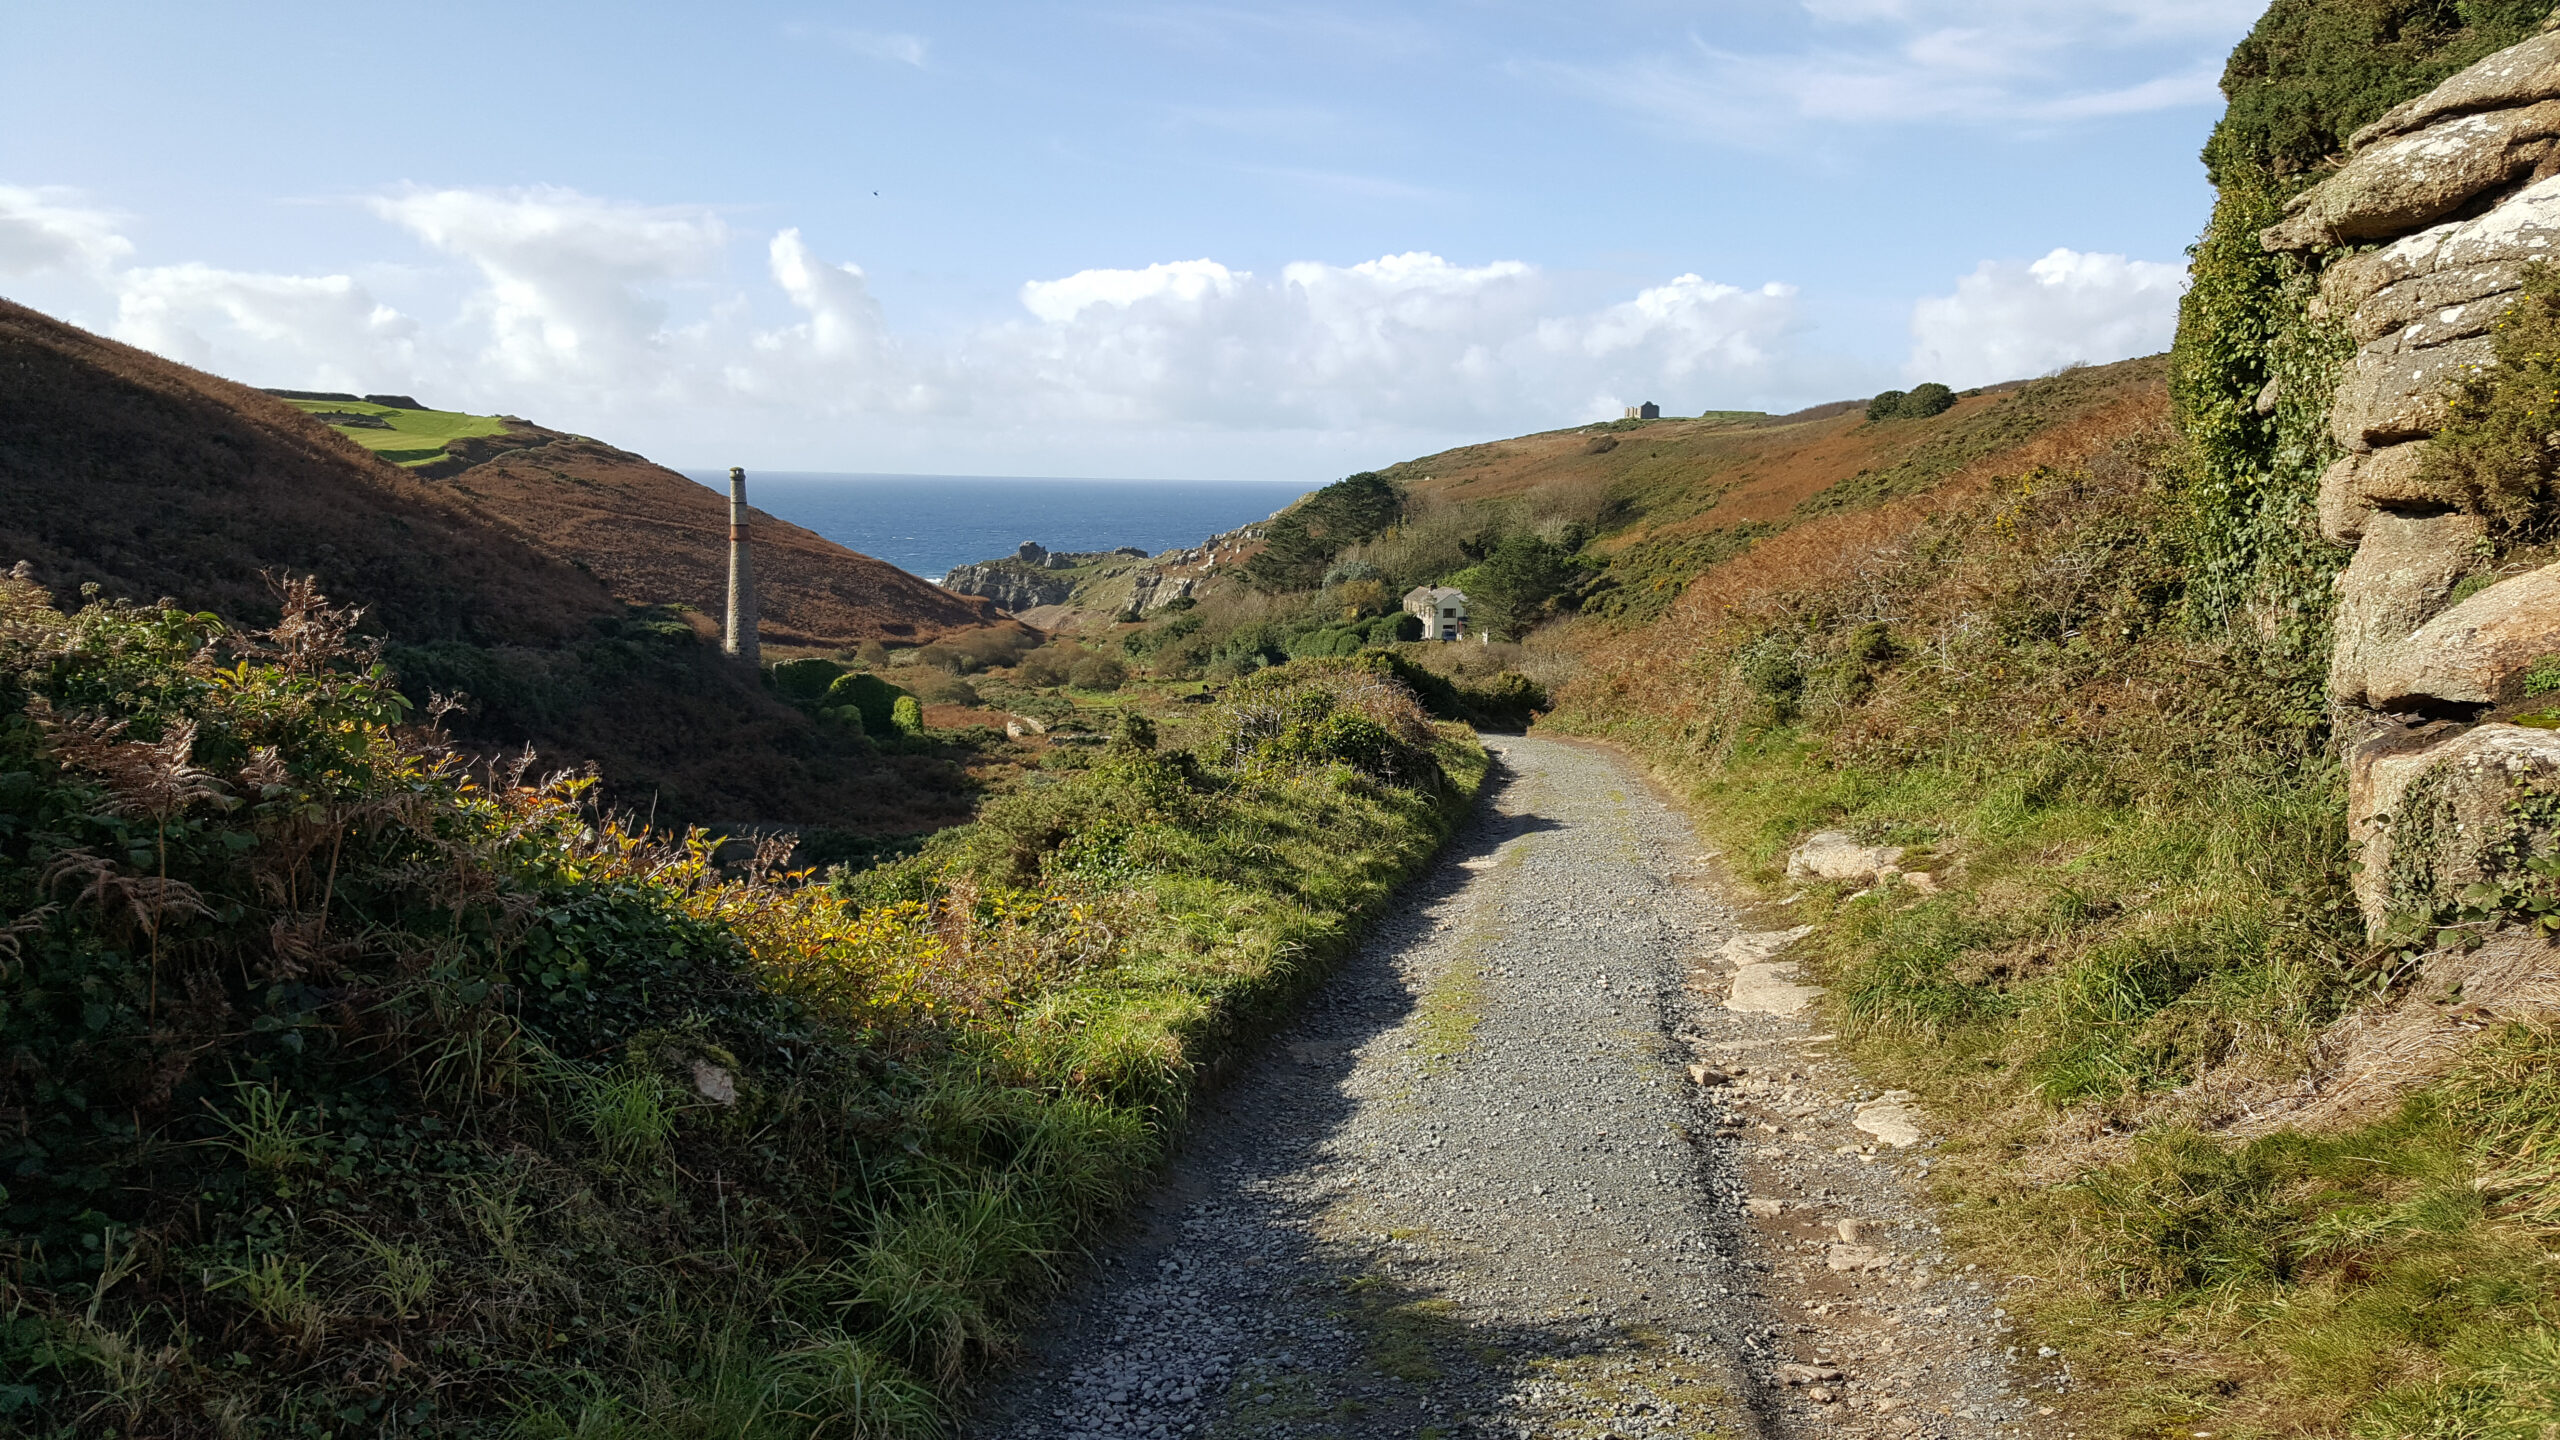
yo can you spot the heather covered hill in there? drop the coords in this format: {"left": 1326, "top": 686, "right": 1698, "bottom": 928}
{"left": 423, "top": 428, "right": 1006, "bottom": 649}
{"left": 0, "top": 297, "right": 620, "bottom": 646}
{"left": 0, "top": 298, "right": 987, "bottom": 829}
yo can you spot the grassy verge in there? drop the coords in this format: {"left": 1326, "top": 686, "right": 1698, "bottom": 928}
{"left": 0, "top": 576, "right": 1482, "bottom": 1437}
{"left": 1544, "top": 430, "right": 2560, "bottom": 1437}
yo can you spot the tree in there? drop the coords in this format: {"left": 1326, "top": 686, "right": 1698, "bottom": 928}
{"left": 1472, "top": 533, "right": 1583, "bottom": 640}
{"left": 1866, "top": 390, "right": 1907, "bottom": 422}
{"left": 1244, "top": 472, "right": 1405, "bottom": 590}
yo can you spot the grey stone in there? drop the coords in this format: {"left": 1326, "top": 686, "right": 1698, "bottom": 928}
{"left": 2348, "top": 261, "right": 2527, "bottom": 347}
{"left": 2369, "top": 560, "right": 2560, "bottom": 707}
{"left": 1851, "top": 1091, "right": 1926, "bottom": 1149}
{"left": 2353, "top": 31, "right": 2560, "bottom": 150}
{"left": 2330, "top": 332, "right": 2496, "bottom": 450}
{"left": 2321, "top": 175, "right": 2560, "bottom": 317}
{"left": 2329, "top": 510, "right": 2483, "bottom": 706}
{"left": 2362, "top": 724, "right": 2560, "bottom": 921}
{"left": 1785, "top": 831, "right": 1905, "bottom": 884}
{"left": 2265, "top": 101, "right": 2560, "bottom": 252}
{"left": 2318, "top": 443, "right": 2470, "bottom": 545}
{"left": 1728, "top": 963, "right": 1826, "bottom": 1016}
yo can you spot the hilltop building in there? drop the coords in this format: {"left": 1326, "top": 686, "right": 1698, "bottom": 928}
{"left": 1404, "top": 585, "right": 1468, "bottom": 641}
{"left": 1623, "top": 401, "right": 1660, "bottom": 420}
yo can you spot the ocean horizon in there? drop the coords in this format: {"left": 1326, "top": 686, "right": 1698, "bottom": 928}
{"left": 677, "top": 471, "right": 1313, "bottom": 582}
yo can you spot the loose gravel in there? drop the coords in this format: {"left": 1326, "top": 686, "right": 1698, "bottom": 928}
{"left": 968, "top": 736, "right": 2051, "bottom": 1440}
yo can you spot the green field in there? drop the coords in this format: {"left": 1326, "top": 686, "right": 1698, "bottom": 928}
{"left": 281, "top": 397, "right": 507, "bottom": 466}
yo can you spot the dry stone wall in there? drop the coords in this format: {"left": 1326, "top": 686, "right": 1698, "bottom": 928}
{"left": 2263, "top": 15, "right": 2560, "bottom": 930}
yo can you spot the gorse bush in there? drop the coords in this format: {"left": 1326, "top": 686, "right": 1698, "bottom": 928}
{"left": 0, "top": 577, "right": 1484, "bottom": 1435}
{"left": 2423, "top": 261, "right": 2560, "bottom": 535}
{"left": 1867, "top": 383, "right": 1956, "bottom": 423}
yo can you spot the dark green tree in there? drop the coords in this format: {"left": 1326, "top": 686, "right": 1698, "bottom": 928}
{"left": 1244, "top": 472, "right": 1405, "bottom": 591}
{"left": 1471, "top": 533, "right": 1583, "bottom": 640}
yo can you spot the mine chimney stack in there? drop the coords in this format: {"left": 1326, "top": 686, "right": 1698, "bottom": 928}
{"left": 724, "top": 466, "right": 759, "bottom": 668}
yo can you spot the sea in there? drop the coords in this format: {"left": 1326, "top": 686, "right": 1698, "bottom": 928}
{"left": 677, "top": 472, "right": 1313, "bottom": 582}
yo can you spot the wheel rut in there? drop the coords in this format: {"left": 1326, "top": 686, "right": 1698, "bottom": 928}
{"left": 968, "top": 736, "right": 2046, "bottom": 1440}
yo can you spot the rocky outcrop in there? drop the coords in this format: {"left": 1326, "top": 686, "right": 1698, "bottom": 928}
{"left": 2268, "top": 20, "right": 2560, "bottom": 930}
{"left": 941, "top": 561, "right": 1077, "bottom": 613}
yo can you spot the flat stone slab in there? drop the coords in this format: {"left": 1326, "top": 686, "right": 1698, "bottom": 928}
{"left": 1852, "top": 1090, "right": 1927, "bottom": 1149}
{"left": 1718, "top": 925, "right": 1815, "bottom": 966}
{"left": 1727, "top": 962, "right": 1826, "bottom": 1016}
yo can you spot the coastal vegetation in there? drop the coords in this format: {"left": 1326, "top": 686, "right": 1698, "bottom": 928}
{"left": 0, "top": 573, "right": 1483, "bottom": 1434}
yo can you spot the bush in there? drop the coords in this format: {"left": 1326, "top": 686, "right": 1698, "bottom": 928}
{"left": 828, "top": 670, "right": 908, "bottom": 733}
{"left": 771, "top": 655, "right": 846, "bottom": 700}
{"left": 1067, "top": 655, "right": 1128, "bottom": 692}
{"left": 1016, "top": 645, "right": 1076, "bottom": 687}
{"left": 1868, "top": 383, "right": 1955, "bottom": 422}
{"left": 1898, "top": 381, "right": 1955, "bottom": 418}
{"left": 891, "top": 694, "right": 925, "bottom": 734}
{"left": 908, "top": 670, "right": 981, "bottom": 707}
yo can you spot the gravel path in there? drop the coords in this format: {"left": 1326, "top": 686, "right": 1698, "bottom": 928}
{"left": 969, "top": 736, "right": 2052, "bottom": 1440}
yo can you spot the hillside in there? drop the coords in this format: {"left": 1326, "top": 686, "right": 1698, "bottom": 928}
{"left": 0, "top": 298, "right": 995, "bottom": 829}
{"left": 0, "top": 300, "right": 620, "bottom": 647}
{"left": 268, "top": 395, "right": 1006, "bottom": 650}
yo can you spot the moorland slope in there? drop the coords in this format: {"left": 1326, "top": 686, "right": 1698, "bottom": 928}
{"left": 0, "top": 299, "right": 991, "bottom": 828}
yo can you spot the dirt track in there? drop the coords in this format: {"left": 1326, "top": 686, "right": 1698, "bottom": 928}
{"left": 970, "top": 736, "right": 2052, "bottom": 1440}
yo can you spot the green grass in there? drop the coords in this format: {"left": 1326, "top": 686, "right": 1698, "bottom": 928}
{"left": 282, "top": 396, "right": 508, "bottom": 465}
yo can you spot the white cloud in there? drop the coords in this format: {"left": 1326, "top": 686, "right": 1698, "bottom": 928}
{"left": 973, "top": 250, "right": 1797, "bottom": 431}
{"left": 112, "top": 263, "right": 417, "bottom": 383}
{"left": 1550, "top": 0, "right": 2259, "bottom": 142}
{"left": 0, "top": 185, "right": 133, "bottom": 278}
{"left": 1906, "top": 247, "right": 2186, "bottom": 387}
{"left": 8, "top": 179, "right": 1815, "bottom": 472}
{"left": 1020, "top": 258, "right": 1246, "bottom": 323}
{"left": 369, "top": 186, "right": 728, "bottom": 394}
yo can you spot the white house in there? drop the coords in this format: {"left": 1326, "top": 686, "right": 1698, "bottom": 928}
{"left": 1403, "top": 585, "right": 1468, "bottom": 641}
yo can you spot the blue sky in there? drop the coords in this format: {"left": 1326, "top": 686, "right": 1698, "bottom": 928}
{"left": 0, "top": 1, "right": 2263, "bottom": 481}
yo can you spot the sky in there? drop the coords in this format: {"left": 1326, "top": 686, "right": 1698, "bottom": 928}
{"left": 0, "top": 1, "right": 2259, "bottom": 483}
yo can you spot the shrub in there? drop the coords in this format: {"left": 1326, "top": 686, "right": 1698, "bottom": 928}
{"left": 828, "top": 671, "right": 909, "bottom": 733}
{"left": 1016, "top": 645, "right": 1076, "bottom": 687}
{"left": 1898, "top": 382, "right": 1955, "bottom": 418}
{"left": 2421, "top": 262, "right": 2560, "bottom": 532}
{"left": 0, "top": 574, "right": 1488, "bottom": 1435}
{"left": 1067, "top": 655, "right": 1127, "bottom": 692}
{"left": 1868, "top": 384, "right": 1954, "bottom": 422}
{"left": 771, "top": 655, "right": 846, "bottom": 700}
{"left": 892, "top": 695, "right": 925, "bottom": 733}
{"left": 908, "top": 671, "right": 981, "bottom": 707}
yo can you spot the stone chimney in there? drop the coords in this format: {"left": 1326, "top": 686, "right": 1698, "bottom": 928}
{"left": 724, "top": 466, "right": 759, "bottom": 667}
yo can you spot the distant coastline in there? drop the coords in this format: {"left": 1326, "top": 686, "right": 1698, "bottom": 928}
{"left": 678, "top": 471, "right": 1313, "bottom": 581}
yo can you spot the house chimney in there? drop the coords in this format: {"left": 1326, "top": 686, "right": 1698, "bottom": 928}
{"left": 724, "top": 466, "right": 759, "bottom": 667}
